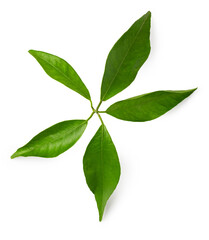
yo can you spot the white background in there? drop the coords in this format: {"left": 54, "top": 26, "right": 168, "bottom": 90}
{"left": 0, "top": 0, "right": 208, "bottom": 239}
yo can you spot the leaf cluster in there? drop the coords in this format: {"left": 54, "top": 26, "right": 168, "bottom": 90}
{"left": 11, "top": 11, "right": 196, "bottom": 221}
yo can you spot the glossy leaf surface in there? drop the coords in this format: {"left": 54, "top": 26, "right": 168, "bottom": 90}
{"left": 101, "top": 11, "right": 151, "bottom": 101}
{"left": 11, "top": 120, "right": 87, "bottom": 158}
{"left": 29, "top": 50, "right": 91, "bottom": 100}
{"left": 106, "top": 89, "right": 197, "bottom": 122}
{"left": 83, "top": 124, "right": 120, "bottom": 221}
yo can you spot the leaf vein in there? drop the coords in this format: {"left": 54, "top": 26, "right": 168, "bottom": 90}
{"left": 102, "top": 14, "right": 149, "bottom": 100}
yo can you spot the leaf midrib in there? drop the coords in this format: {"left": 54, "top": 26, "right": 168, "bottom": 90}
{"left": 101, "top": 14, "right": 149, "bottom": 101}
{"left": 27, "top": 121, "right": 86, "bottom": 149}
{"left": 110, "top": 91, "right": 178, "bottom": 111}
{"left": 34, "top": 54, "right": 87, "bottom": 96}
{"left": 99, "top": 125, "right": 104, "bottom": 218}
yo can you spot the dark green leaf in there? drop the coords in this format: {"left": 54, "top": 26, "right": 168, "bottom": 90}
{"left": 29, "top": 50, "right": 91, "bottom": 100}
{"left": 106, "top": 88, "right": 197, "bottom": 122}
{"left": 100, "top": 11, "right": 151, "bottom": 101}
{"left": 83, "top": 124, "right": 120, "bottom": 221}
{"left": 11, "top": 120, "right": 87, "bottom": 158}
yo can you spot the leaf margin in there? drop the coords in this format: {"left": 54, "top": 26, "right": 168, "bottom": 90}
{"left": 105, "top": 88, "right": 197, "bottom": 122}
{"left": 29, "top": 49, "right": 91, "bottom": 100}
{"left": 11, "top": 119, "right": 88, "bottom": 159}
{"left": 83, "top": 123, "right": 121, "bottom": 221}
{"left": 100, "top": 11, "right": 151, "bottom": 101}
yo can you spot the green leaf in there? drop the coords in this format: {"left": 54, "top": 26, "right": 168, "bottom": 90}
{"left": 11, "top": 120, "right": 87, "bottom": 158}
{"left": 106, "top": 88, "right": 197, "bottom": 122}
{"left": 100, "top": 11, "right": 151, "bottom": 101}
{"left": 83, "top": 124, "right": 120, "bottom": 221}
{"left": 29, "top": 50, "right": 91, "bottom": 100}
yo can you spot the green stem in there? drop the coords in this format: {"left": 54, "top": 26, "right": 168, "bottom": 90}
{"left": 96, "top": 100, "right": 102, "bottom": 111}
{"left": 90, "top": 99, "right": 95, "bottom": 111}
{"left": 88, "top": 100, "right": 104, "bottom": 123}
{"left": 96, "top": 112, "right": 104, "bottom": 125}
{"left": 87, "top": 111, "right": 95, "bottom": 121}
{"left": 98, "top": 111, "right": 106, "bottom": 113}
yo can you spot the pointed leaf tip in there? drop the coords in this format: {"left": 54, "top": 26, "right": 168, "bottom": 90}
{"left": 83, "top": 124, "right": 120, "bottom": 221}
{"left": 11, "top": 120, "right": 87, "bottom": 158}
{"left": 106, "top": 88, "right": 197, "bottom": 122}
{"left": 100, "top": 11, "right": 151, "bottom": 101}
{"left": 28, "top": 49, "right": 91, "bottom": 100}
{"left": 11, "top": 152, "right": 17, "bottom": 159}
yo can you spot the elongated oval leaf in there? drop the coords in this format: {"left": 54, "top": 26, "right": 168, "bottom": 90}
{"left": 11, "top": 120, "right": 87, "bottom": 158}
{"left": 100, "top": 11, "right": 151, "bottom": 101}
{"left": 106, "top": 88, "right": 197, "bottom": 122}
{"left": 29, "top": 50, "right": 91, "bottom": 100}
{"left": 83, "top": 124, "right": 120, "bottom": 221}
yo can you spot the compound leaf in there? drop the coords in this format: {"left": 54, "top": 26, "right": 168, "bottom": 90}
{"left": 106, "top": 89, "right": 197, "bottom": 122}
{"left": 83, "top": 124, "right": 120, "bottom": 221}
{"left": 29, "top": 50, "right": 91, "bottom": 100}
{"left": 100, "top": 11, "right": 151, "bottom": 101}
{"left": 11, "top": 120, "right": 87, "bottom": 158}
